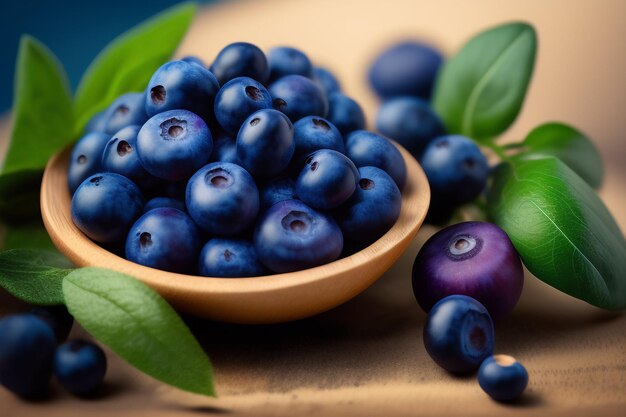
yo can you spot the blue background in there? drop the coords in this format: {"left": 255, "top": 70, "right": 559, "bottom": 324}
{"left": 1, "top": 0, "right": 210, "bottom": 113}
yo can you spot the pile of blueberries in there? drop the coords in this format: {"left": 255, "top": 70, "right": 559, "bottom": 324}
{"left": 0, "top": 308, "right": 106, "bottom": 398}
{"left": 69, "top": 43, "right": 406, "bottom": 276}
{"left": 368, "top": 41, "right": 489, "bottom": 223}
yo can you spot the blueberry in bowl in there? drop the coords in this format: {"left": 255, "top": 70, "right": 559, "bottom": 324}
{"left": 41, "top": 43, "right": 430, "bottom": 324}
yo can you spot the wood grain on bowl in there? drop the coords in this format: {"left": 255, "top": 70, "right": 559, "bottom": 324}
{"left": 40, "top": 141, "right": 430, "bottom": 324}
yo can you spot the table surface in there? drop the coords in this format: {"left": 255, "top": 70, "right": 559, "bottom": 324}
{"left": 1, "top": 0, "right": 625, "bottom": 416}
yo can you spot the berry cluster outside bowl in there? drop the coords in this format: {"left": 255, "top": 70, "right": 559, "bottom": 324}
{"left": 41, "top": 142, "right": 429, "bottom": 324}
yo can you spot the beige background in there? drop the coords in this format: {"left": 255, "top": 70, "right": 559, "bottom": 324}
{"left": 1, "top": 0, "right": 625, "bottom": 415}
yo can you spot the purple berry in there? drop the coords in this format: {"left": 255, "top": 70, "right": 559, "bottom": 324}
{"left": 412, "top": 221, "right": 524, "bottom": 320}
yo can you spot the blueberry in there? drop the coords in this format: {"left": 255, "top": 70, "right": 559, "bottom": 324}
{"left": 145, "top": 60, "right": 220, "bottom": 122}
{"left": 254, "top": 199, "right": 343, "bottom": 273}
{"left": 181, "top": 55, "right": 206, "bottom": 67}
{"left": 327, "top": 93, "right": 366, "bottom": 137}
{"left": 210, "top": 42, "right": 269, "bottom": 84}
{"left": 31, "top": 306, "right": 74, "bottom": 344}
{"left": 293, "top": 116, "right": 344, "bottom": 162}
{"left": 368, "top": 41, "right": 443, "bottom": 99}
{"left": 345, "top": 130, "right": 407, "bottom": 189}
{"left": 478, "top": 355, "right": 529, "bottom": 402}
{"left": 0, "top": 314, "right": 56, "bottom": 398}
{"left": 67, "top": 132, "right": 110, "bottom": 194}
{"left": 72, "top": 173, "right": 144, "bottom": 243}
{"left": 236, "top": 109, "right": 295, "bottom": 177}
{"left": 412, "top": 221, "right": 523, "bottom": 320}
{"left": 186, "top": 162, "right": 260, "bottom": 236}
{"left": 267, "top": 46, "right": 313, "bottom": 82}
{"left": 199, "top": 239, "right": 266, "bottom": 277}
{"left": 259, "top": 176, "right": 297, "bottom": 211}
{"left": 126, "top": 208, "right": 201, "bottom": 273}
{"left": 101, "top": 92, "right": 149, "bottom": 135}
{"left": 101, "top": 125, "right": 153, "bottom": 186}
{"left": 214, "top": 77, "right": 273, "bottom": 134}
{"left": 54, "top": 340, "right": 107, "bottom": 396}
{"left": 420, "top": 135, "right": 489, "bottom": 206}
{"left": 376, "top": 96, "right": 445, "bottom": 157}
{"left": 84, "top": 110, "right": 107, "bottom": 133}
{"left": 269, "top": 75, "right": 328, "bottom": 122}
{"left": 143, "top": 196, "right": 185, "bottom": 213}
{"left": 137, "top": 109, "right": 212, "bottom": 181}
{"left": 338, "top": 166, "right": 401, "bottom": 246}
{"left": 295, "top": 149, "right": 358, "bottom": 210}
{"left": 423, "top": 295, "right": 495, "bottom": 373}
{"left": 209, "top": 132, "right": 240, "bottom": 165}
{"left": 313, "top": 67, "right": 341, "bottom": 96}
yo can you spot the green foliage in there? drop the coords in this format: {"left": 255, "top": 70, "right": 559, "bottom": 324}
{"left": 487, "top": 158, "right": 626, "bottom": 309}
{"left": 63, "top": 268, "right": 216, "bottom": 396}
{"left": 519, "top": 122, "right": 603, "bottom": 188}
{"left": 0, "top": 249, "right": 72, "bottom": 305}
{"left": 433, "top": 22, "right": 537, "bottom": 141}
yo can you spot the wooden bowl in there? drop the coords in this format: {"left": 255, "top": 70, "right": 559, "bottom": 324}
{"left": 41, "top": 143, "right": 430, "bottom": 324}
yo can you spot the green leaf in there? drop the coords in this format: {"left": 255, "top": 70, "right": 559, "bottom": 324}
{"left": 518, "top": 122, "right": 604, "bottom": 188}
{"left": 63, "top": 268, "right": 215, "bottom": 396}
{"left": 433, "top": 22, "right": 537, "bottom": 141}
{"left": 0, "top": 36, "right": 73, "bottom": 216}
{"left": 0, "top": 250, "right": 72, "bottom": 305}
{"left": 74, "top": 2, "right": 197, "bottom": 134}
{"left": 2, "top": 217, "right": 56, "bottom": 252}
{"left": 487, "top": 157, "right": 626, "bottom": 309}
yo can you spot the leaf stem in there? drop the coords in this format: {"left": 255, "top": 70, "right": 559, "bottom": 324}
{"left": 482, "top": 141, "right": 509, "bottom": 162}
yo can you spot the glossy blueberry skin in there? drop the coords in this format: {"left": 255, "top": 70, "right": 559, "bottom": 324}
{"left": 267, "top": 46, "right": 313, "bottom": 82}
{"left": 31, "top": 306, "right": 73, "bottom": 344}
{"left": 296, "top": 149, "right": 359, "bottom": 210}
{"left": 145, "top": 60, "right": 220, "bottom": 122}
{"left": 72, "top": 173, "right": 144, "bottom": 243}
{"left": 376, "top": 96, "right": 445, "bottom": 157}
{"left": 313, "top": 67, "right": 341, "bottom": 96}
{"left": 101, "top": 125, "right": 152, "bottom": 185}
{"left": 269, "top": 75, "right": 328, "bottom": 122}
{"left": 214, "top": 77, "right": 273, "bottom": 134}
{"left": 478, "top": 355, "right": 529, "bottom": 402}
{"left": 209, "top": 133, "right": 240, "bottom": 165}
{"left": 0, "top": 314, "right": 56, "bottom": 398}
{"left": 143, "top": 197, "right": 185, "bottom": 213}
{"left": 210, "top": 42, "right": 269, "bottom": 85}
{"left": 199, "top": 239, "right": 266, "bottom": 277}
{"left": 412, "top": 221, "right": 523, "bottom": 320}
{"left": 254, "top": 199, "right": 343, "bottom": 273}
{"left": 137, "top": 109, "right": 212, "bottom": 181}
{"left": 54, "top": 340, "right": 107, "bottom": 396}
{"left": 368, "top": 41, "right": 443, "bottom": 100}
{"left": 345, "top": 130, "right": 407, "bottom": 189}
{"left": 186, "top": 162, "right": 260, "bottom": 236}
{"left": 293, "top": 116, "right": 344, "bottom": 162}
{"left": 338, "top": 166, "right": 401, "bottom": 246}
{"left": 423, "top": 295, "right": 495, "bottom": 373}
{"left": 327, "top": 93, "right": 366, "bottom": 137}
{"left": 84, "top": 110, "right": 107, "bottom": 133}
{"left": 260, "top": 177, "right": 297, "bottom": 211}
{"left": 420, "top": 135, "right": 489, "bottom": 206}
{"left": 181, "top": 55, "right": 206, "bottom": 67}
{"left": 101, "top": 92, "right": 149, "bottom": 135}
{"left": 237, "top": 109, "right": 295, "bottom": 177}
{"left": 126, "top": 208, "right": 201, "bottom": 273}
{"left": 67, "top": 132, "right": 110, "bottom": 194}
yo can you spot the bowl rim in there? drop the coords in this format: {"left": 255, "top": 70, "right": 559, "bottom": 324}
{"left": 41, "top": 140, "right": 430, "bottom": 298}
